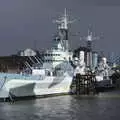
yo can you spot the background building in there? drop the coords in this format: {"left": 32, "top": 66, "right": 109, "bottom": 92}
{"left": 17, "top": 48, "right": 39, "bottom": 56}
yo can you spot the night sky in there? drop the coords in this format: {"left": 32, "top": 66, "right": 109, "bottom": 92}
{"left": 0, "top": 0, "right": 120, "bottom": 56}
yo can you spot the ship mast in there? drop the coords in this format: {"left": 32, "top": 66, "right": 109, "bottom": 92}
{"left": 54, "top": 8, "right": 75, "bottom": 51}
{"left": 81, "top": 25, "right": 100, "bottom": 51}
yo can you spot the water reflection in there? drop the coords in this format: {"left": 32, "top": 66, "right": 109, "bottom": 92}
{"left": 0, "top": 91, "right": 120, "bottom": 120}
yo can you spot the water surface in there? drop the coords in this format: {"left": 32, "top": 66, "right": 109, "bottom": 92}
{"left": 0, "top": 91, "right": 120, "bottom": 120}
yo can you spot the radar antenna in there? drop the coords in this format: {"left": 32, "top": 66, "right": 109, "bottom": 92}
{"left": 53, "top": 8, "right": 76, "bottom": 30}
{"left": 80, "top": 25, "right": 101, "bottom": 50}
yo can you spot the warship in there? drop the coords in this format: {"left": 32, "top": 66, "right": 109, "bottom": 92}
{"left": 0, "top": 9, "right": 112, "bottom": 101}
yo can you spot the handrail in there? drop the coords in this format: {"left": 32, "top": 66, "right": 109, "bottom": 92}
{"left": 0, "top": 73, "right": 44, "bottom": 80}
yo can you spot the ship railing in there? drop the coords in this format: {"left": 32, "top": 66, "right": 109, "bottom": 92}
{"left": 0, "top": 72, "right": 45, "bottom": 81}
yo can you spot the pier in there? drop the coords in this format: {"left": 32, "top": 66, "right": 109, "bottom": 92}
{"left": 71, "top": 73, "right": 97, "bottom": 95}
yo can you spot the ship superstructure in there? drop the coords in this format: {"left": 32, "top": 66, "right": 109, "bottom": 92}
{"left": 43, "top": 8, "right": 73, "bottom": 70}
{"left": 74, "top": 26, "right": 100, "bottom": 71}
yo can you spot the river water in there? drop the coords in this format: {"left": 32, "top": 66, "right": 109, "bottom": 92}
{"left": 0, "top": 91, "right": 120, "bottom": 120}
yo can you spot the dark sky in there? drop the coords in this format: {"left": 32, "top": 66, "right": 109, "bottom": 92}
{"left": 0, "top": 0, "right": 120, "bottom": 56}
